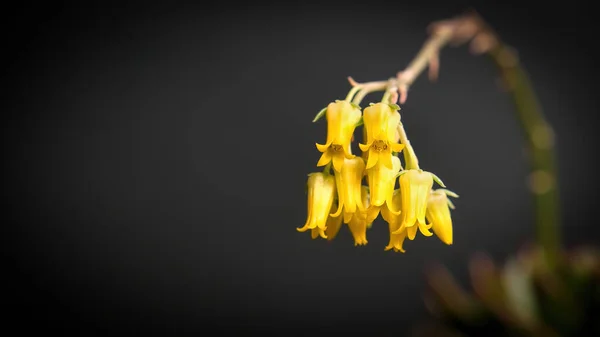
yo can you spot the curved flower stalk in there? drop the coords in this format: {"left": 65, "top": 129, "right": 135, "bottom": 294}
{"left": 330, "top": 157, "right": 366, "bottom": 223}
{"left": 426, "top": 189, "right": 459, "bottom": 245}
{"left": 359, "top": 103, "right": 405, "bottom": 170}
{"left": 297, "top": 173, "right": 336, "bottom": 238}
{"left": 366, "top": 155, "right": 402, "bottom": 224}
{"left": 316, "top": 100, "right": 362, "bottom": 172}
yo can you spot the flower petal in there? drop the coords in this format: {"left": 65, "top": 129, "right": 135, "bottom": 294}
{"left": 358, "top": 142, "right": 372, "bottom": 152}
{"left": 316, "top": 151, "right": 332, "bottom": 167}
{"left": 316, "top": 141, "right": 331, "bottom": 153}
{"left": 332, "top": 152, "right": 345, "bottom": 172}
{"left": 365, "top": 150, "right": 379, "bottom": 169}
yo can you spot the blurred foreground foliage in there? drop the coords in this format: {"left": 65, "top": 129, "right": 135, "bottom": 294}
{"left": 416, "top": 246, "right": 600, "bottom": 337}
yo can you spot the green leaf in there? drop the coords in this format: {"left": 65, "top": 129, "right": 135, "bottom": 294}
{"left": 431, "top": 173, "right": 446, "bottom": 187}
{"left": 388, "top": 103, "right": 401, "bottom": 110}
{"left": 350, "top": 102, "right": 361, "bottom": 110}
{"left": 313, "top": 107, "right": 327, "bottom": 123}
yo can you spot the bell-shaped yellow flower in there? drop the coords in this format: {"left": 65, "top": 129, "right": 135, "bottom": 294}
{"left": 358, "top": 103, "right": 405, "bottom": 170}
{"left": 326, "top": 186, "right": 371, "bottom": 245}
{"left": 393, "top": 169, "right": 434, "bottom": 239}
{"left": 316, "top": 100, "right": 362, "bottom": 172}
{"left": 381, "top": 189, "right": 407, "bottom": 252}
{"left": 297, "top": 173, "right": 336, "bottom": 237}
{"left": 311, "top": 202, "right": 344, "bottom": 240}
{"left": 330, "top": 157, "right": 366, "bottom": 223}
{"left": 347, "top": 186, "right": 370, "bottom": 246}
{"left": 426, "top": 189, "right": 455, "bottom": 245}
{"left": 366, "top": 155, "right": 401, "bottom": 224}
{"left": 324, "top": 202, "right": 344, "bottom": 240}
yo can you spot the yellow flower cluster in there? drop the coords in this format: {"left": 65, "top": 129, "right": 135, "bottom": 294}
{"left": 297, "top": 100, "right": 458, "bottom": 252}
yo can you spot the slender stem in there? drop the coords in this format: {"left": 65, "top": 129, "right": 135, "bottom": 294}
{"left": 351, "top": 81, "right": 388, "bottom": 105}
{"left": 346, "top": 11, "right": 560, "bottom": 267}
{"left": 381, "top": 90, "right": 392, "bottom": 104}
{"left": 396, "top": 123, "right": 420, "bottom": 170}
{"left": 345, "top": 85, "right": 361, "bottom": 102}
{"left": 488, "top": 46, "right": 561, "bottom": 267}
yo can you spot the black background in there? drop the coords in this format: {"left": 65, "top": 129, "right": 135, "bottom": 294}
{"left": 3, "top": 1, "right": 599, "bottom": 336}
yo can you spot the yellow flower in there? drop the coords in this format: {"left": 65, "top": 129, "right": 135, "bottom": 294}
{"left": 426, "top": 189, "right": 456, "bottom": 245}
{"left": 381, "top": 189, "right": 408, "bottom": 252}
{"left": 297, "top": 173, "right": 336, "bottom": 238}
{"left": 326, "top": 186, "right": 371, "bottom": 246}
{"left": 359, "top": 103, "right": 405, "bottom": 170}
{"left": 330, "top": 157, "right": 366, "bottom": 223}
{"left": 393, "top": 169, "right": 434, "bottom": 239}
{"left": 347, "top": 186, "right": 370, "bottom": 246}
{"left": 366, "top": 155, "right": 401, "bottom": 224}
{"left": 316, "top": 100, "right": 362, "bottom": 172}
{"left": 324, "top": 202, "right": 344, "bottom": 240}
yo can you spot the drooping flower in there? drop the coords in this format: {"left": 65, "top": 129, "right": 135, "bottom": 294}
{"left": 393, "top": 169, "right": 435, "bottom": 239}
{"left": 326, "top": 186, "right": 371, "bottom": 246}
{"left": 381, "top": 189, "right": 408, "bottom": 252}
{"left": 314, "top": 202, "right": 344, "bottom": 240}
{"left": 297, "top": 173, "right": 336, "bottom": 237}
{"left": 316, "top": 100, "right": 362, "bottom": 172}
{"left": 359, "top": 103, "right": 405, "bottom": 170}
{"left": 330, "top": 157, "right": 366, "bottom": 223}
{"left": 324, "top": 202, "right": 344, "bottom": 240}
{"left": 426, "top": 189, "right": 457, "bottom": 245}
{"left": 366, "top": 155, "right": 401, "bottom": 224}
{"left": 347, "top": 186, "right": 371, "bottom": 246}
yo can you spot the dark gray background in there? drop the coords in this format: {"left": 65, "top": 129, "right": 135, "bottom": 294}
{"left": 3, "top": 1, "right": 598, "bottom": 336}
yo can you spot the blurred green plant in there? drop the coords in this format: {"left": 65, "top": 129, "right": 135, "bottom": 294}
{"left": 393, "top": 11, "right": 599, "bottom": 337}
{"left": 419, "top": 247, "right": 600, "bottom": 336}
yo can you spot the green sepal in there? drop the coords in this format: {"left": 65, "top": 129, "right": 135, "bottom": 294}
{"left": 395, "top": 170, "right": 409, "bottom": 179}
{"left": 350, "top": 102, "right": 361, "bottom": 110}
{"left": 446, "top": 198, "right": 456, "bottom": 210}
{"left": 355, "top": 116, "right": 363, "bottom": 127}
{"left": 431, "top": 173, "right": 446, "bottom": 188}
{"left": 438, "top": 188, "right": 459, "bottom": 198}
{"left": 313, "top": 107, "right": 328, "bottom": 123}
{"left": 388, "top": 103, "right": 401, "bottom": 110}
